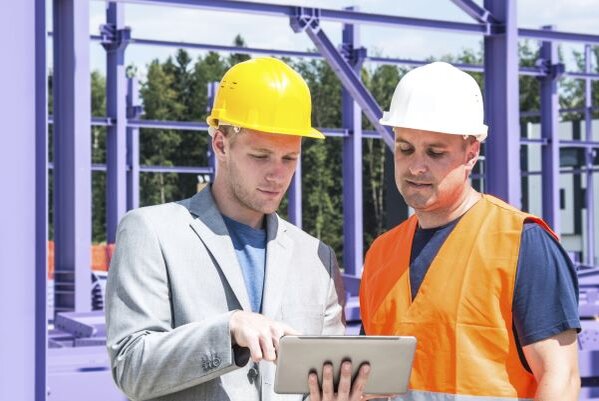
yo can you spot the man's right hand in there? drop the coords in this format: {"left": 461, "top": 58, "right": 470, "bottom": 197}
{"left": 229, "top": 311, "right": 300, "bottom": 363}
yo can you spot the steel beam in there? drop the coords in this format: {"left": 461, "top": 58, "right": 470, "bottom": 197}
{"left": 519, "top": 28, "right": 599, "bottom": 45}
{"left": 127, "top": 78, "right": 142, "bottom": 210}
{"left": 0, "top": 1, "right": 45, "bottom": 399}
{"left": 112, "top": 0, "right": 488, "bottom": 35}
{"left": 450, "top": 0, "right": 496, "bottom": 24}
{"left": 53, "top": 0, "right": 91, "bottom": 313}
{"left": 104, "top": 3, "right": 129, "bottom": 242}
{"left": 539, "top": 26, "right": 561, "bottom": 233}
{"left": 35, "top": 0, "right": 48, "bottom": 397}
{"left": 288, "top": 159, "right": 302, "bottom": 228}
{"left": 483, "top": 0, "right": 521, "bottom": 206}
{"left": 341, "top": 8, "right": 363, "bottom": 280}
{"left": 290, "top": 8, "right": 394, "bottom": 149}
{"left": 584, "top": 44, "right": 595, "bottom": 265}
{"left": 206, "top": 81, "right": 219, "bottom": 183}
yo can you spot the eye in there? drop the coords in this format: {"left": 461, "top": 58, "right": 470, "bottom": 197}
{"left": 250, "top": 154, "right": 268, "bottom": 160}
{"left": 427, "top": 150, "right": 445, "bottom": 158}
{"left": 397, "top": 146, "right": 413, "bottom": 155}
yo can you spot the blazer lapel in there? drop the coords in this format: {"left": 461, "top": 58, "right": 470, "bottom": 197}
{"left": 186, "top": 188, "right": 252, "bottom": 312}
{"left": 261, "top": 213, "right": 293, "bottom": 319}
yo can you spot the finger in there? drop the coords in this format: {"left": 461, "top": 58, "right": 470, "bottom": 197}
{"left": 247, "top": 336, "right": 263, "bottom": 363}
{"left": 259, "top": 333, "right": 276, "bottom": 362}
{"left": 270, "top": 326, "right": 283, "bottom": 352}
{"left": 337, "top": 361, "right": 352, "bottom": 397}
{"left": 322, "top": 363, "right": 334, "bottom": 399}
{"left": 308, "top": 372, "right": 321, "bottom": 401}
{"left": 350, "top": 363, "right": 370, "bottom": 400}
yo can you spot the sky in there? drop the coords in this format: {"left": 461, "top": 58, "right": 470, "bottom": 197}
{"left": 82, "top": 0, "right": 599, "bottom": 78}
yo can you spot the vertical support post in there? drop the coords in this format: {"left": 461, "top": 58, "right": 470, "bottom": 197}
{"left": 539, "top": 26, "right": 561, "bottom": 233}
{"left": 288, "top": 160, "right": 303, "bottom": 228}
{"left": 341, "top": 7, "right": 363, "bottom": 278}
{"left": 483, "top": 0, "right": 521, "bottom": 207}
{"left": 34, "top": 0, "right": 48, "bottom": 398}
{"left": 105, "top": 2, "right": 128, "bottom": 242}
{"left": 584, "top": 44, "right": 595, "bottom": 265}
{"left": 53, "top": 0, "right": 91, "bottom": 313}
{"left": 0, "top": 1, "right": 46, "bottom": 399}
{"left": 127, "top": 78, "right": 141, "bottom": 210}
{"left": 207, "top": 81, "right": 219, "bottom": 183}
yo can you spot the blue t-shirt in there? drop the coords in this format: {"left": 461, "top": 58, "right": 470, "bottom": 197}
{"left": 222, "top": 215, "right": 267, "bottom": 313}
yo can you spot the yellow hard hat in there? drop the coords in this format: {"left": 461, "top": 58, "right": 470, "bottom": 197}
{"left": 206, "top": 57, "right": 324, "bottom": 139}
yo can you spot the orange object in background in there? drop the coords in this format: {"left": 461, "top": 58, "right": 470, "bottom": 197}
{"left": 47, "top": 241, "right": 115, "bottom": 279}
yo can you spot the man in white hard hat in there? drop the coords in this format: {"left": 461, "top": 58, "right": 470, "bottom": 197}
{"left": 106, "top": 57, "right": 370, "bottom": 401}
{"left": 360, "top": 62, "right": 580, "bottom": 400}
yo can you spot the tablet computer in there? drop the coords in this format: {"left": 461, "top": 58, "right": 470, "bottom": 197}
{"left": 274, "top": 335, "right": 416, "bottom": 395}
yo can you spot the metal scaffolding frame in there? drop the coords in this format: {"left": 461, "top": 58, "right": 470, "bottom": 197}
{"left": 45, "top": 0, "right": 599, "bottom": 309}
{"left": 4, "top": 0, "right": 599, "bottom": 398}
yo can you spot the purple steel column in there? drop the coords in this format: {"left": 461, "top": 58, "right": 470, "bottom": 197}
{"left": 288, "top": 160, "right": 302, "bottom": 228}
{"left": 207, "top": 81, "right": 219, "bottom": 182}
{"left": 35, "top": 0, "right": 48, "bottom": 398}
{"left": 341, "top": 8, "right": 363, "bottom": 278}
{"left": 127, "top": 78, "right": 141, "bottom": 210}
{"left": 539, "top": 26, "right": 561, "bottom": 233}
{"left": 105, "top": 2, "right": 128, "bottom": 242}
{"left": 483, "top": 0, "right": 521, "bottom": 207}
{"left": 584, "top": 44, "right": 596, "bottom": 265}
{"left": 53, "top": 0, "right": 91, "bottom": 313}
{"left": 0, "top": 1, "right": 45, "bottom": 399}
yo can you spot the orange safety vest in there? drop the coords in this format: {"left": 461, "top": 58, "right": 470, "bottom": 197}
{"left": 360, "top": 195, "right": 556, "bottom": 401}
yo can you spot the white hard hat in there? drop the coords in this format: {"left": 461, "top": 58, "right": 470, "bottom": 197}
{"left": 380, "top": 62, "right": 488, "bottom": 142}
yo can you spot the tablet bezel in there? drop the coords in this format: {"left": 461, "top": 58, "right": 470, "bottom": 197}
{"left": 274, "top": 335, "right": 416, "bottom": 395}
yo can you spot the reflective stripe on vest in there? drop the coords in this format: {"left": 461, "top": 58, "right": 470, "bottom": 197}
{"left": 393, "top": 390, "right": 533, "bottom": 401}
{"left": 360, "top": 195, "right": 556, "bottom": 399}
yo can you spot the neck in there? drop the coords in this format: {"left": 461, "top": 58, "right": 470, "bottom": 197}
{"left": 415, "top": 187, "right": 482, "bottom": 229}
{"left": 211, "top": 177, "right": 265, "bottom": 230}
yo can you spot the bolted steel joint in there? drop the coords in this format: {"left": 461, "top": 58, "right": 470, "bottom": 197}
{"left": 127, "top": 105, "right": 144, "bottom": 119}
{"left": 536, "top": 58, "right": 565, "bottom": 80}
{"left": 100, "top": 24, "right": 131, "bottom": 52}
{"left": 340, "top": 43, "right": 367, "bottom": 68}
{"left": 289, "top": 7, "right": 321, "bottom": 33}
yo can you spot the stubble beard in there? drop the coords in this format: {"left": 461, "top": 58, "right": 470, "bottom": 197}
{"left": 228, "top": 168, "right": 282, "bottom": 216}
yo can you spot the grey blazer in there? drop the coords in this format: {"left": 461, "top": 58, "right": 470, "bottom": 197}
{"left": 105, "top": 187, "right": 345, "bottom": 401}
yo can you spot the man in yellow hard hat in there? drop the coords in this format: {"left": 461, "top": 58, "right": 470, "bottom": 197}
{"left": 360, "top": 62, "right": 580, "bottom": 400}
{"left": 105, "top": 57, "right": 370, "bottom": 401}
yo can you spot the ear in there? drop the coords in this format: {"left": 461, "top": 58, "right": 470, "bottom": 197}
{"left": 465, "top": 140, "right": 480, "bottom": 170}
{"left": 212, "top": 130, "right": 227, "bottom": 161}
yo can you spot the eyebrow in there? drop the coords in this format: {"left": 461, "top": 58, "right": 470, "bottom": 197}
{"left": 395, "top": 138, "right": 449, "bottom": 148}
{"left": 251, "top": 147, "right": 300, "bottom": 156}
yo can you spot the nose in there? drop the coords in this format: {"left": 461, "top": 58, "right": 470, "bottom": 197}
{"left": 265, "top": 161, "right": 287, "bottom": 183}
{"left": 407, "top": 153, "right": 428, "bottom": 176}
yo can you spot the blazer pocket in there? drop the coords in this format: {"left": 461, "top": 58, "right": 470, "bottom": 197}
{"left": 281, "top": 304, "right": 324, "bottom": 334}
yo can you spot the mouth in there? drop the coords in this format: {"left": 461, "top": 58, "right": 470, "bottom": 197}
{"left": 258, "top": 188, "right": 282, "bottom": 197}
{"left": 405, "top": 179, "right": 433, "bottom": 189}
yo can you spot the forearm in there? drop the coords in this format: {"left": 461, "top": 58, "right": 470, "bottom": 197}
{"left": 534, "top": 369, "right": 580, "bottom": 401}
{"left": 109, "top": 311, "right": 241, "bottom": 400}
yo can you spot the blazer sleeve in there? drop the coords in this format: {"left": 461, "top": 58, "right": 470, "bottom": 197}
{"left": 105, "top": 209, "right": 244, "bottom": 401}
{"left": 321, "top": 245, "right": 346, "bottom": 335}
